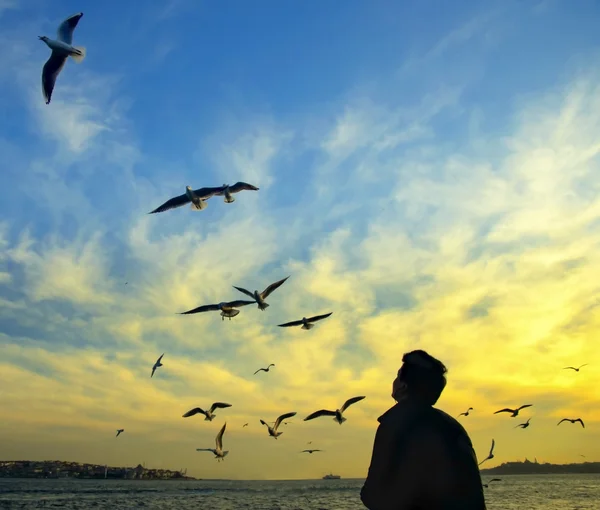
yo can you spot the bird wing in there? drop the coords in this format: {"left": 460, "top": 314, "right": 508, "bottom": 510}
{"left": 228, "top": 181, "right": 260, "bottom": 193}
{"left": 209, "top": 402, "right": 232, "bottom": 413}
{"left": 493, "top": 408, "right": 514, "bottom": 414}
{"left": 489, "top": 439, "right": 495, "bottom": 456}
{"left": 489, "top": 478, "right": 502, "bottom": 483}
{"left": 192, "top": 186, "right": 228, "bottom": 199}
{"left": 260, "top": 276, "right": 290, "bottom": 299}
{"left": 180, "top": 304, "right": 220, "bottom": 315}
{"left": 156, "top": 353, "right": 164, "bottom": 364}
{"left": 274, "top": 412, "right": 297, "bottom": 431}
{"left": 196, "top": 449, "right": 214, "bottom": 452}
{"left": 340, "top": 395, "right": 366, "bottom": 412}
{"left": 56, "top": 12, "right": 83, "bottom": 45}
{"left": 576, "top": 418, "right": 585, "bottom": 428}
{"left": 225, "top": 300, "right": 256, "bottom": 308}
{"left": 232, "top": 286, "right": 255, "bottom": 299}
{"left": 517, "top": 404, "right": 533, "bottom": 411}
{"left": 254, "top": 368, "right": 266, "bottom": 375}
{"left": 563, "top": 366, "right": 576, "bottom": 370}
{"left": 557, "top": 418, "right": 568, "bottom": 425}
{"left": 308, "top": 312, "right": 333, "bottom": 323}
{"left": 149, "top": 193, "right": 191, "bottom": 214}
{"left": 42, "top": 52, "right": 67, "bottom": 105}
{"left": 151, "top": 366, "right": 156, "bottom": 378}
{"left": 277, "top": 319, "right": 304, "bottom": 327}
{"left": 182, "top": 407, "right": 205, "bottom": 418}
{"left": 304, "top": 409, "right": 336, "bottom": 421}
{"left": 216, "top": 422, "right": 226, "bottom": 450}
{"left": 458, "top": 412, "right": 466, "bottom": 417}
{"left": 578, "top": 364, "right": 588, "bottom": 369}
{"left": 259, "top": 419, "right": 269, "bottom": 427}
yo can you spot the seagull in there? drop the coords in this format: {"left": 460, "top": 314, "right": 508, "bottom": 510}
{"left": 179, "top": 300, "right": 256, "bottom": 320}
{"left": 301, "top": 449, "right": 323, "bottom": 454}
{"left": 148, "top": 185, "right": 228, "bottom": 214}
{"left": 478, "top": 439, "right": 495, "bottom": 466}
{"left": 493, "top": 404, "right": 532, "bottom": 417}
{"left": 214, "top": 182, "right": 259, "bottom": 203}
{"left": 304, "top": 396, "right": 366, "bottom": 425}
{"left": 458, "top": 407, "right": 473, "bottom": 417}
{"left": 515, "top": 417, "right": 531, "bottom": 429}
{"left": 196, "top": 422, "right": 229, "bottom": 462}
{"left": 233, "top": 276, "right": 289, "bottom": 311}
{"left": 182, "top": 402, "right": 232, "bottom": 421}
{"left": 242, "top": 423, "right": 248, "bottom": 428}
{"left": 151, "top": 353, "right": 164, "bottom": 378}
{"left": 259, "top": 412, "right": 297, "bottom": 439}
{"left": 39, "top": 12, "right": 86, "bottom": 104}
{"left": 254, "top": 364, "right": 275, "bottom": 375}
{"left": 563, "top": 364, "right": 588, "bottom": 372}
{"left": 482, "top": 478, "right": 502, "bottom": 488}
{"left": 278, "top": 312, "right": 333, "bottom": 330}
{"left": 557, "top": 418, "right": 585, "bottom": 428}
{"left": 115, "top": 429, "right": 124, "bottom": 437}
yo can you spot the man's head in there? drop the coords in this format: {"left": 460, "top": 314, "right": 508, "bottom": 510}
{"left": 392, "top": 350, "right": 448, "bottom": 406}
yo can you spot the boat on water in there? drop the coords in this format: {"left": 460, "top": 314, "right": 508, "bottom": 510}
{"left": 322, "top": 473, "right": 341, "bottom": 480}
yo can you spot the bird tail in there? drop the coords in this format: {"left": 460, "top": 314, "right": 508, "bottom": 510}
{"left": 258, "top": 302, "right": 269, "bottom": 310}
{"left": 70, "top": 46, "right": 86, "bottom": 63}
{"left": 224, "top": 196, "right": 235, "bottom": 203}
{"left": 222, "top": 451, "right": 229, "bottom": 458}
{"left": 191, "top": 200, "right": 207, "bottom": 211}
{"left": 302, "top": 323, "right": 314, "bottom": 330}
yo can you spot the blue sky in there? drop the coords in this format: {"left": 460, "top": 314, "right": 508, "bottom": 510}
{"left": 1, "top": 0, "right": 599, "bottom": 480}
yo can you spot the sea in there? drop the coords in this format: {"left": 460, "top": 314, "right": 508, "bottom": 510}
{"left": 0, "top": 475, "right": 598, "bottom": 509}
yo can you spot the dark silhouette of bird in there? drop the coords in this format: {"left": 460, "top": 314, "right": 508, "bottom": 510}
{"left": 115, "top": 429, "right": 124, "bottom": 437}
{"left": 179, "top": 300, "right": 256, "bottom": 320}
{"left": 148, "top": 185, "right": 227, "bottom": 214}
{"left": 233, "top": 276, "right": 289, "bottom": 310}
{"left": 242, "top": 423, "right": 248, "bottom": 428}
{"left": 494, "top": 404, "right": 532, "bottom": 417}
{"left": 182, "top": 402, "right": 232, "bottom": 421}
{"left": 301, "top": 449, "right": 323, "bottom": 454}
{"left": 557, "top": 418, "right": 585, "bottom": 428}
{"left": 458, "top": 407, "right": 473, "bottom": 417}
{"left": 254, "top": 364, "right": 275, "bottom": 375}
{"left": 563, "top": 364, "right": 588, "bottom": 372}
{"left": 478, "top": 439, "right": 495, "bottom": 466}
{"left": 259, "top": 412, "right": 297, "bottom": 439}
{"left": 515, "top": 417, "right": 531, "bottom": 429}
{"left": 483, "top": 478, "right": 502, "bottom": 488}
{"left": 278, "top": 312, "right": 333, "bottom": 330}
{"left": 304, "top": 396, "right": 366, "bottom": 424}
{"left": 214, "top": 182, "right": 260, "bottom": 203}
{"left": 151, "top": 353, "right": 164, "bottom": 378}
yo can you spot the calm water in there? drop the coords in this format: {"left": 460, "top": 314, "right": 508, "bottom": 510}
{"left": 0, "top": 475, "right": 599, "bottom": 509}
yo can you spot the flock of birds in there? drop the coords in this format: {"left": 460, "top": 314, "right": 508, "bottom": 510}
{"left": 39, "top": 11, "right": 591, "bottom": 483}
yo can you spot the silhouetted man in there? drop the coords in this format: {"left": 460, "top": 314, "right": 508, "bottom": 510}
{"left": 361, "top": 350, "right": 486, "bottom": 509}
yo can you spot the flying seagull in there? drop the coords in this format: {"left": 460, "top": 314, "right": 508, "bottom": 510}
{"left": 242, "top": 423, "right": 249, "bottom": 428}
{"left": 148, "top": 185, "right": 227, "bottom": 214}
{"left": 39, "top": 12, "right": 86, "bottom": 104}
{"left": 259, "top": 412, "right": 297, "bottom": 439}
{"left": 196, "top": 422, "right": 229, "bottom": 462}
{"left": 515, "top": 417, "right": 531, "bottom": 429}
{"left": 301, "top": 449, "right": 323, "bottom": 454}
{"left": 278, "top": 312, "right": 333, "bottom": 330}
{"left": 182, "top": 402, "right": 232, "bottom": 421}
{"left": 478, "top": 439, "right": 495, "bottom": 466}
{"left": 214, "top": 182, "right": 259, "bottom": 203}
{"left": 151, "top": 353, "right": 164, "bottom": 378}
{"left": 179, "top": 300, "right": 256, "bottom": 320}
{"left": 254, "top": 364, "right": 275, "bottom": 375}
{"left": 557, "top": 418, "right": 585, "bottom": 428}
{"left": 115, "top": 429, "right": 124, "bottom": 437}
{"left": 563, "top": 364, "right": 588, "bottom": 372}
{"left": 304, "top": 396, "right": 366, "bottom": 425}
{"left": 233, "top": 276, "right": 289, "bottom": 311}
{"left": 493, "top": 404, "right": 532, "bottom": 417}
{"left": 458, "top": 407, "right": 473, "bottom": 417}
{"left": 482, "top": 478, "right": 502, "bottom": 488}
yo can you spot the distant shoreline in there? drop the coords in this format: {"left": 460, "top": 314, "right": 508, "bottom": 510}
{"left": 480, "top": 460, "right": 600, "bottom": 475}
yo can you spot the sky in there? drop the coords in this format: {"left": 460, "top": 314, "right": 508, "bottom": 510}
{"left": 1, "top": 0, "right": 599, "bottom": 480}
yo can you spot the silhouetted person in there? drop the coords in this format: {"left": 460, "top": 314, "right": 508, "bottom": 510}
{"left": 361, "top": 350, "right": 486, "bottom": 509}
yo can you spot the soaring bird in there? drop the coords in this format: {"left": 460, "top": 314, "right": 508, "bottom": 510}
{"left": 259, "top": 412, "right": 297, "bottom": 439}
{"left": 493, "top": 404, "right": 532, "bottom": 417}
{"left": 458, "top": 407, "right": 473, "bottom": 417}
{"left": 278, "top": 312, "right": 333, "bottom": 330}
{"left": 301, "top": 449, "right": 323, "bottom": 454}
{"left": 179, "top": 300, "right": 256, "bottom": 320}
{"left": 515, "top": 417, "right": 531, "bottom": 429}
{"left": 151, "top": 353, "right": 164, "bottom": 378}
{"left": 563, "top": 364, "right": 588, "bottom": 372}
{"left": 233, "top": 276, "right": 289, "bottom": 311}
{"left": 148, "top": 185, "right": 227, "bottom": 214}
{"left": 196, "top": 422, "right": 229, "bottom": 462}
{"left": 304, "top": 396, "right": 366, "bottom": 425}
{"left": 557, "top": 418, "right": 585, "bottom": 428}
{"left": 39, "top": 12, "right": 86, "bottom": 104}
{"left": 478, "top": 439, "right": 495, "bottom": 466}
{"left": 182, "top": 402, "right": 232, "bottom": 421}
{"left": 254, "top": 364, "right": 275, "bottom": 375}
{"left": 242, "top": 423, "right": 249, "bottom": 428}
{"left": 214, "top": 182, "right": 259, "bottom": 203}
{"left": 115, "top": 429, "right": 124, "bottom": 438}
{"left": 482, "top": 478, "right": 502, "bottom": 488}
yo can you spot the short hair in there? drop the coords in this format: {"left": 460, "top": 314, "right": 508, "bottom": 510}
{"left": 398, "top": 350, "right": 447, "bottom": 404}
